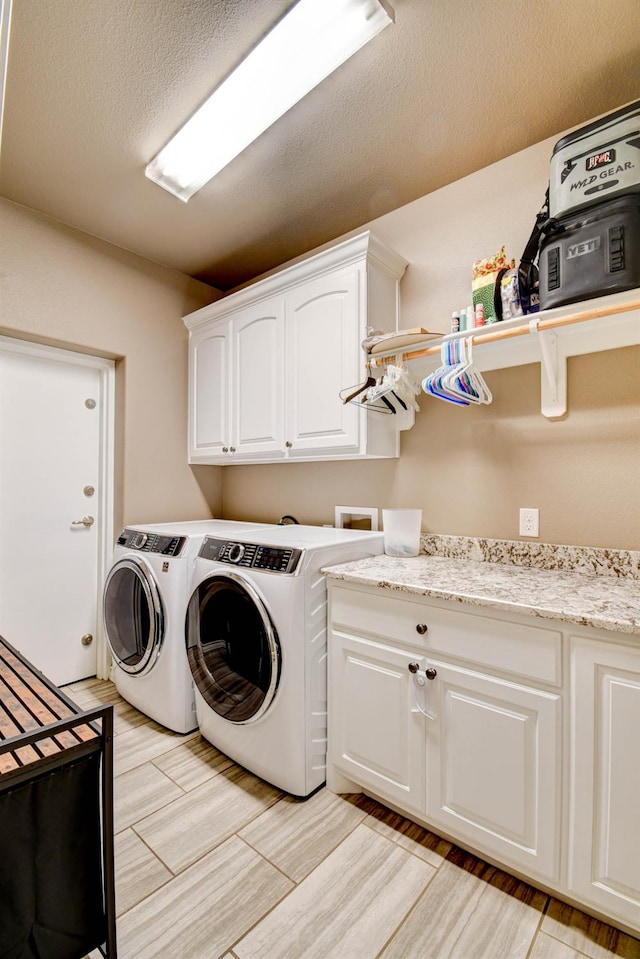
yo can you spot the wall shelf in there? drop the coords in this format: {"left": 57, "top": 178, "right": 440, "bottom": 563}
{"left": 367, "top": 289, "right": 640, "bottom": 418}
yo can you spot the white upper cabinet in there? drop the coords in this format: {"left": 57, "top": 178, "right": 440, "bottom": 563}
{"left": 284, "top": 268, "right": 360, "bottom": 456}
{"left": 233, "top": 299, "right": 286, "bottom": 459}
{"left": 189, "top": 320, "right": 230, "bottom": 458}
{"left": 184, "top": 232, "right": 408, "bottom": 465}
{"left": 190, "top": 300, "right": 285, "bottom": 461}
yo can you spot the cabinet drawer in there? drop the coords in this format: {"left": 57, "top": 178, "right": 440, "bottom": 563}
{"left": 330, "top": 585, "right": 562, "bottom": 686}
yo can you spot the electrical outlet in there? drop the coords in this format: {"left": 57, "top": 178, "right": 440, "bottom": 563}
{"left": 519, "top": 508, "right": 539, "bottom": 538}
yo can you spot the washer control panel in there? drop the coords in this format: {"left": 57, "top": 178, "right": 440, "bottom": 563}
{"left": 199, "top": 537, "right": 302, "bottom": 574}
{"left": 117, "top": 528, "right": 186, "bottom": 556}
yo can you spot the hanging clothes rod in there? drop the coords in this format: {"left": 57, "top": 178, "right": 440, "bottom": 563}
{"left": 366, "top": 297, "right": 640, "bottom": 368}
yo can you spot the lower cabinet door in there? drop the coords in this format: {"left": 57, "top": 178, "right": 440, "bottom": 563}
{"left": 425, "top": 660, "right": 561, "bottom": 881}
{"left": 569, "top": 636, "right": 640, "bottom": 931}
{"left": 328, "top": 631, "right": 425, "bottom": 812}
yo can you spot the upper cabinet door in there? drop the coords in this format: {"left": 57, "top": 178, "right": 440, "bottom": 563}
{"left": 189, "top": 321, "right": 231, "bottom": 461}
{"left": 232, "top": 300, "right": 286, "bottom": 459}
{"left": 285, "top": 269, "right": 361, "bottom": 455}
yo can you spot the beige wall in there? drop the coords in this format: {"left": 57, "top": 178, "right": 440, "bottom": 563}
{"left": 222, "top": 136, "right": 640, "bottom": 549}
{"left": 0, "top": 199, "right": 223, "bottom": 530}
{"left": 2, "top": 126, "right": 638, "bottom": 550}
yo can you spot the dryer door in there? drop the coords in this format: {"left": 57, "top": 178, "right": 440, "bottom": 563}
{"left": 185, "top": 571, "right": 281, "bottom": 724}
{"left": 103, "top": 555, "right": 164, "bottom": 674}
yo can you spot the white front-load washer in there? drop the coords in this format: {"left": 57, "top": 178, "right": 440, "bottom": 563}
{"left": 102, "top": 520, "right": 271, "bottom": 733}
{"left": 185, "top": 525, "right": 384, "bottom": 794}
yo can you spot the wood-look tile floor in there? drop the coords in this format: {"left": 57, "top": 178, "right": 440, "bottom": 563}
{"left": 69, "top": 677, "right": 640, "bottom": 959}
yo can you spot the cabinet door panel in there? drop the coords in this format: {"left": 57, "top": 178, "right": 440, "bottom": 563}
{"left": 286, "top": 270, "right": 360, "bottom": 453}
{"left": 190, "top": 324, "right": 229, "bottom": 458}
{"left": 570, "top": 637, "right": 640, "bottom": 928}
{"left": 233, "top": 303, "right": 285, "bottom": 457}
{"left": 328, "top": 631, "right": 425, "bottom": 811}
{"left": 427, "top": 662, "right": 561, "bottom": 881}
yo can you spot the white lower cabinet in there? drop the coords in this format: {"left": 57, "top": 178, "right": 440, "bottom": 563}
{"left": 329, "top": 592, "right": 561, "bottom": 882}
{"left": 327, "top": 581, "right": 640, "bottom": 936}
{"left": 330, "top": 631, "right": 425, "bottom": 812}
{"left": 569, "top": 636, "right": 640, "bottom": 930}
{"left": 424, "top": 659, "right": 560, "bottom": 881}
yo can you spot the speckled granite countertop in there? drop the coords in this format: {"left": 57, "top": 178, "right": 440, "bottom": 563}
{"left": 322, "top": 551, "right": 640, "bottom": 636}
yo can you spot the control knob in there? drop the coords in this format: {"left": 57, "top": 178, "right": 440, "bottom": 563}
{"left": 227, "top": 543, "right": 245, "bottom": 564}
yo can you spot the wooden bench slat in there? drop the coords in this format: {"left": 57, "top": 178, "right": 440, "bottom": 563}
{"left": 0, "top": 640, "right": 99, "bottom": 773}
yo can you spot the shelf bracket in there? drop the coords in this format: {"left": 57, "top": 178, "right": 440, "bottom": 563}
{"left": 529, "top": 319, "right": 567, "bottom": 418}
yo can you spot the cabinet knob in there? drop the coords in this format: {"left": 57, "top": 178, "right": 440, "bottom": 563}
{"left": 425, "top": 667, "right": 437, "bottom": 680}
{"left": 230, "top": 446, "right": 236, "bottom": 453}
{"left": 408, "top": 662, "right": 420, "bottom": 673}
{"left": 285, "top": 441, "right": 293, "bottom": 448}
{"left": 416, "top": 623, "right": 428, "bottom": 635}
{"left": 222, "top": 446, "right": 229, "bottom": 453}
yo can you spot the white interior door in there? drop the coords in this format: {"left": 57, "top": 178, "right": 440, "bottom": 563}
{"left": 0, "top": 338, "right": 114, "bottom": 685}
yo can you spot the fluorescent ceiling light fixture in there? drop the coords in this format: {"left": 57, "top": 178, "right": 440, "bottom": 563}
{"left": 145, "top": 0, "right": 394, "bottom": 202}
{"left": 0, "top": 0, "right": 13, "bottom": 157}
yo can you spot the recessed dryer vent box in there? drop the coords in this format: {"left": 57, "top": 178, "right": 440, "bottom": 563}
{"left": 334, "top": 506, "right": 379, "bottom": 531}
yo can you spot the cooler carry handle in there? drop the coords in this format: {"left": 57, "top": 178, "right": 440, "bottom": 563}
{"left": 518, "top": 188, "right": 557, "bottom": 302}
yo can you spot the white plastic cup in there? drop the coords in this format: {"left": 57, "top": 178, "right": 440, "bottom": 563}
{"left": 382, "top": 509, "right": 422, "bottom": 557}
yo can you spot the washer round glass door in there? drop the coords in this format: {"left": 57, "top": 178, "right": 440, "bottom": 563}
{"left": 185, "top": 572, "right": 281, "bottom": 724}
{"left": 103, "top": 555, "right": 164, "bottom": 674}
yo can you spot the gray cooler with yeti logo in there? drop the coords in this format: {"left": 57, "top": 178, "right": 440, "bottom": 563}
{"left": 539, "top": 193, "right": 640, "bottom": 310}
{"left": 550, "top": 99, "right": 640, "bottom": 218}
{"left": 538, "top": 100, "right": 640, "bottom": 310}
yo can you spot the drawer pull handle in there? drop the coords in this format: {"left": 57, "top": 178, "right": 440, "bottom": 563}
{"left": 408, "top": 662, "right": 419, "bottom": 674}
{"left": 425, "top": 667, "right": 437, "bottom": 681}
{"left": 416, "top": 623, "right": 428, "bottom": 635}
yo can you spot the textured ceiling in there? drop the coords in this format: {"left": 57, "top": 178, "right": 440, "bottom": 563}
{"left": 2, "top": 0, "right": 640, "bottom": 291}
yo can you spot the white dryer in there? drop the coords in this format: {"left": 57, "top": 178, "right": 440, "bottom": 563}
{"left": 185, "top": 525, "right": 384, "bottom": 795}
{"left": 103, "top": 520, "right": 270, "bottom": 733}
